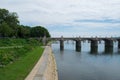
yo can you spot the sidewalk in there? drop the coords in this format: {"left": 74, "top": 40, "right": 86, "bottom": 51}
{"left": 25, "top": 46, "right": 58, "bottom": 80}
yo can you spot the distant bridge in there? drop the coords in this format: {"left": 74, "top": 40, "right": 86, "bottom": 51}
{"left": 51, "top": 37, "right": 120, "bottom": 41}
{"left": 43, "top": 36, "right": 120, "bottom": 52}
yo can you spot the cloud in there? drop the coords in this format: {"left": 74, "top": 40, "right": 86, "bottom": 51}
{"left": 74, "top": 19, "right": 120, "bottom": 23}
{"left": 0, "top": 0, "right": 120, "bottom": 37}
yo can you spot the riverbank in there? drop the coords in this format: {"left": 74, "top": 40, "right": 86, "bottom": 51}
{"left": 0, "top": 46, "right": 44, "bottom": 80}
{"left": 25, "top": 45, "right": 58, "bottom": 80}
{"left": 0, "top": 38, "right": 44, "bottom": 80}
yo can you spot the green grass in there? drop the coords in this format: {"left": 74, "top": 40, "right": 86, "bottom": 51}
{"left": 0, "top": 46, "right": 44, "bottom": 80}
{"left": 0, "top": 46, "right": 31, "bottom": 65}
{"left": 0, "top": 38, "right": 26, "bottom": 47}
{"left": 0, "top": 38, "right": 42, "bottom": 66}
{"left": 0, "top": 38, "right": 42, "bottom": 47}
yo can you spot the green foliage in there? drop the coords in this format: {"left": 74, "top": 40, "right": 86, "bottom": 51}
{"left": 0, "top": 9, "right": 19, "bottom": 24}
{"left": 0, "top": 38, "right": 26, "bottom": 46}
{"left": 0, "top": 8, "right": 9, "bottom": 24}
{"left": 0, "top": 46, "right": 44, "bottom": 80}
{"left": 0, "top": 38, "right": 42, "bottom": 47}
{"left": 17, "top": 25, "right": 31, "bottom": 38}
{"left": 30, "top": 26, "right": 50, "bottom": 37}
{"left": 0, "top": 46, "right": 31, "bottom": 66}
{"left": 0, "top": 8, "right": 19, "bottom": 37}
{"left": 0, "top": 38, "right": 42, "bottom": 66}
{"left": 0, "top": 8, "right": 51, "bottom": 38}
{"left": 0, "top": 22, "right": 12, "bottom": 37}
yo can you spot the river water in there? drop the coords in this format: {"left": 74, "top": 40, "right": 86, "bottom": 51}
{"left": 52, "top": 41, "right": 120, "bottom": 80}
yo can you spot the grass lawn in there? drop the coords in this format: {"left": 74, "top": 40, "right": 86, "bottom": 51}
{"left": 0, "top": 46, "right": 44, "bottom": 80}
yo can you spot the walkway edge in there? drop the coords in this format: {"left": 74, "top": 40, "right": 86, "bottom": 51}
{"left": 25, "top": 46, "right": 58, "bottom": 80}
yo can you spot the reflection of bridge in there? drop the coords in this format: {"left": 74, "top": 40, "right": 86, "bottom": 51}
{"left": 49, "top": 36, "right": 120, "bottom": 52}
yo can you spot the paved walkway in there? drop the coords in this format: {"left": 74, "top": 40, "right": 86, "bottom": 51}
{"left": 25, "top": 46, "right": 58, "bottom": 80}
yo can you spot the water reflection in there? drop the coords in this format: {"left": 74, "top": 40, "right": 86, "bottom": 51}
{"left": 104, "top": 47, "right": 113, "bottom": 54}
{"left": 76, "top": 47, "right": 81, "bottom": 52}
{"left": 90, "top": 47, "right": 115, "bottom": 55}
{"left": 59, "top": 50, "right": 64, "bottom": 60}
{"left": 52, "top": 42, "right": 120, "bottom": 80}
{"left": 118, "top": 48, "right": 120, "bottom": 53}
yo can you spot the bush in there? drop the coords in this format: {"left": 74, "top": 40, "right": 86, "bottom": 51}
{"left": 0, "top": 38, "right": 42, "bottom": 67}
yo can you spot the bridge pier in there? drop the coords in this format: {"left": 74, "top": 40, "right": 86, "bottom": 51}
{"left": 60, "top": 40, "right": 64, "bottom": 51}
{"left": 105, "top": 40, "right": 113, "bottom": 48}
{"left": 75, "top": 40, "right": 81, "bottom": 52}
{"left": 60, "top": 36, "right": 64, "bottom": 51}
{"left": 51, "top": 37, "right": 120, "bottom": 52}
{"left": 90, "top": 40, "right": 98, "bottom": 53}
{"left": 104, "top": 40, "right": 113, "bottom": 53}
{"left": 118, "top": 40, "right": 120, "bottom": 49}
{"left": 105, "top": 46, "right": 113, "bottom": 53}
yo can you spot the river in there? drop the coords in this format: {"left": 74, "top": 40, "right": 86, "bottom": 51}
{"left": 52, "top": 41, "right": 120, "bottom": 80}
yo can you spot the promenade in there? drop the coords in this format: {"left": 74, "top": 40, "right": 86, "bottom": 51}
{"left": 25, "top": 46, "right": 58, "bottom": 80}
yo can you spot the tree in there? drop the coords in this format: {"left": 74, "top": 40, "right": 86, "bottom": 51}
{"left": 0, "top": 8, "right": 19, "bottom": 37}
{"left": 17, "top": 25, "right": 30, "bottom": 38}
{"left": 0, "top": 22, "right": 12, "bottom": 37}
{"left": 0, "top": 8, "right": 51, "bottom": 38}
{"left": 30, "top": 26, "right": 50, "bottom": 37}
{"left": 0, "top": 9, "right": 9, "bottom": 24}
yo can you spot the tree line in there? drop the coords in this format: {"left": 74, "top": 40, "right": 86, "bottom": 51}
{"left": 0, "top": 8, "right": 50, "bottom": 38}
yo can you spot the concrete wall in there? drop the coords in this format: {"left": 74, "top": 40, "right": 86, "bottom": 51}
{"left": 25, "top": 46, "right": 58, "bottom": 80}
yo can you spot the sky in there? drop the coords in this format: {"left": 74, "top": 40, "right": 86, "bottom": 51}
{"left": 0, "top": 0, "right": 120, "bottom": 37}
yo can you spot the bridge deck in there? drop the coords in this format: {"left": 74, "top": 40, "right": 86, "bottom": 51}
{"left": 50, "top": 37, "right": 120, "bottom": 41}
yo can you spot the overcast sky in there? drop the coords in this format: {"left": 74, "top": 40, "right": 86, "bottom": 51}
{"left": 0, "top": 0, "right": 120, "bottom": 37}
